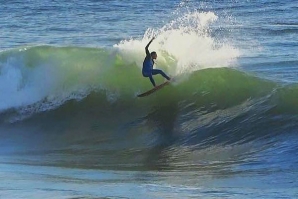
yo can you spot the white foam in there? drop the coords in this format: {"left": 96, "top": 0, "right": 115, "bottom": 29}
{"left": 0, "top": 55, "right": 47, "bottom": 111}
{"left": 0, "top": 49, "right": 94, "bottom": 113}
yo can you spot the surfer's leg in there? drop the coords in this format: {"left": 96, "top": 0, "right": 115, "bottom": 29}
{"left": 149, "top": 75, "right": 156, "bottom": 87}
{"left": 152, "top": 69, "right": 170, "bottom": 80}
{"left": 143, "top": 71, "right": 156, "bottom": 87}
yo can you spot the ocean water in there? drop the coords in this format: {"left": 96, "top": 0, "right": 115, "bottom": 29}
{"left": 1, "top": 0, "right": 298, "bottom": 198}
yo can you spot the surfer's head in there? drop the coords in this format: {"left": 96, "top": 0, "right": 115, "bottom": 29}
{"left": 151, "top": 51, "right": 157, "bottom": 59}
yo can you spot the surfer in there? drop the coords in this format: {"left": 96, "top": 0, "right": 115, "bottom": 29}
{"left": 142, "top": 37, "right": 171, "bottom": 87}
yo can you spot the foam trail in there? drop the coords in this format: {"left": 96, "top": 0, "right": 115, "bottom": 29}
{"left": 115, "top": 11, "right": 240, "bottom": 75}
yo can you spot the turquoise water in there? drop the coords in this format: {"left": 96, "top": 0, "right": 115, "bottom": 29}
{"left": 1, "top": 0, "right": 298, "bottom": 198}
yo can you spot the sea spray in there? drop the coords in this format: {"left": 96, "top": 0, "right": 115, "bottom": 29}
{"left": 115, "top": 11, "right": 240, "bottom": 75}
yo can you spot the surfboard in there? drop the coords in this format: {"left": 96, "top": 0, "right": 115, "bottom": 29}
{"left": 137, "top": 81, "right": 170, "bottom": 97}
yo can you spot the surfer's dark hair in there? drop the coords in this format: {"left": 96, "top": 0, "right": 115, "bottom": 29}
{"left": 151, "top": 51, "right": 157, "bottom": 56}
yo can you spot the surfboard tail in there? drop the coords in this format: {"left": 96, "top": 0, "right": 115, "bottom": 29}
{"left": 137, "top": 81, "right": 170, "bottom": 97}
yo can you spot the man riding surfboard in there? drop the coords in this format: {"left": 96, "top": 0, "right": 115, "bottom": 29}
{"left": 142, "top": 37, "right": 171, "bottom": 87}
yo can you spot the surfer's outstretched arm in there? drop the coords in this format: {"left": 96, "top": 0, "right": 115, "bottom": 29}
{"left": 145, "top": 37, "right": 155, "bottom": 55}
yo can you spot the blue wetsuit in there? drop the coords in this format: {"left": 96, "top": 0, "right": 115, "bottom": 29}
{"left": 142, "top": 47, "right": 170, "bottom": 87}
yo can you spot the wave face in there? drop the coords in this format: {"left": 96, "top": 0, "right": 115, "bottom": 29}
{"left": 1, "top": 64, "right": 298, "bottom": 171}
